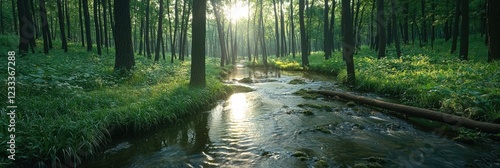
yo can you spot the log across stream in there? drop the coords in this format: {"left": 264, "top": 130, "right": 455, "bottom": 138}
{"left": 309, "top": 90, "right": 500, "bottom": 134}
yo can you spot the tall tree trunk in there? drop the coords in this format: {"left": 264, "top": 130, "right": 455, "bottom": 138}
{"left": 39, "top": 0, "right": 49, "bottom": 54}
{"left": 139, "top": 18, "right": 144, "bottom": 55}
{"left": 79, "top": 0, "right": 84, "bottom": 47}
{"left": 329, "top": 0, "right": 335, "bottom": 52}
{"left": 391, "top": 0, "right": 401, "bottom": 58}
{"left": 65, "top": 0, "right": 70, "bottom": 40}
{"left": 459, "top": 0, "right": 469, "bottom": 61}
{"left": 12, "top": 0, "right": 18, "bottom": 34}
{"left": 279, "top": 0, "right": 287, "bottom": 56}
{"left": 259, "top": 0, "right": 267, "bottom": 66}
{"left": 290, "top": 0, "right": 296, "bottom": 58}
{"left": 145, "top": 0, "right": 151, "bottom": 58}
{"left": 190, "top": 0, "right": 206, "bottom": 87}
{"left": 210, "top": 0, "right": 227, "bottom": 67}
{"left": 420, "top": 0, "right": 427, "bottom": 45}
{"left": 370, "top": 0, "right": 375, "bottom": 50}
{"left": 299, "top": 0, "right": 309, "bottom": 66}
{"left": 323, "top": 0, "right": 331, "bottom": 59}
{"left": 94, "top": 0, "right": 101, "bottom": 55}
{"left": 451, "top": 0, "right": 460, "bottom": 54}
{"left": 431, "top": 1, "right": 435, "bottom": 49}
{"left": 82, "top": 0, "right": 92, "bottom": 51}
{"left": 114, "top": 0, "right": 134, "bottom": 71}
{"left": 487, "top": 0, "right": 500, "bottom": 62}
{"left": 403, "top": 1, "right": 409, "bottom": 44}
{"left": 1, "top": 0, "right": 4, "bottom": 34}
{"left": 376, "top": 0, "right": 386, "bottom": 59}
{"left": 102, "top": 0, "right": 109, "bottom": 49}
{"left": 17, "top": 0, "right": 29, "bottom": 54}
{"left": 155, "top": 0, "right": 164, "bottom": 62}
{"left": 342, "top": 0, "right": 355, "bottom": 86}
{"left": 272, "top": 0, "right": 280, "bottom": 57}
{"left": 56, "top": 0, "right": 67, "bottom": 52}
{"left": 247, "top": 0, "right": 251, "bottom": 61}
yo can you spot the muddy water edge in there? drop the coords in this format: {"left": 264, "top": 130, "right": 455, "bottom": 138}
{"left": 81, "top": 65, "right": 500, "bottom": 168}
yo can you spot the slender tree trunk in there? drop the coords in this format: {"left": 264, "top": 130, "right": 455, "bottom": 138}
{"left": 370, "top": 0, "right": 375, "bottom": 50}
{"left": 12, "top": 0, "right": 18, "bottom": 34}
{"left": 421, "top": 0, "right": 427, "bottom": 45}
{"left": 323, "top": 0, "right": 331, "bottom": 59}
{"left": 79, "top": 0, "right": 84, "bottom": 47}
{"left": 391, "top": 0, "right": 401, "bottom": 58}
{"left": 56, "top": 0, "right": 67, "bottom": 52}
{"left": 329, "top": 0, "right": 335, "bottom": 52}
{"left": 451, "top": 0, "right": 460, "bottom": 54}
{"left": 376, "top": 0, "right": 386, "bottom": 59}
{"left": 114, "top": 0, "right": 134, "bottom": 71}
{"left": 279, "top": 0, "right": 287, "bottom": 56}
{"left": 403, "top": 1, "right": 409, "bottom": 44}
{"left": 103, "top": 0, "right": 109, "bottom": 49}
{"left": 145, "top": 0, "right": 151, "bottom": 58}
{"left": 82, "top": 0, "right": 92, "bottom": 51}
{"left": 94, "top": 0, "right": 101, "bottom": 55}
{"left": 272, "top": 0, "right": 280, "bottom": 57}
{"left": 487, "top": 0, "right": 500, "bottom": 62}
{"left": 431, "top": 1, "right": 435, "bottom": 50}
{"left": 65, "top": 0, "right": 70, "bottom": 40}
{"left": 39, "top": 0, "right": 49, "bottom": 54}
{"left": 1, "top": 0, "right": 4, "bottom": 34}
{"left": 155, "top": 0, "right": 164, "bottom": 62}
{"left": 342, "top": 0, "right": 355, "bottom": 86}
{"left": 290, "top": 0, "right": 296, "bottom": 58}
{"left": 139, "top": 18, "right": 144, "bottom": 55}
{"left": 459, "top": 0, "right": 469, "bottom": 61}
{"left": 210, "top": 0, "right": 227, "bottom": 67}
{"left": 190, "top": 0, "right": 206, "bottom": 87}
{"left": 299, "top": 0, "right": 309, "bottom": 66}
{"left": 259, "top": 0, "right": 267, "bottom": 66}
{"left": 247, "top": 0, "right": 251, "bottom": 61}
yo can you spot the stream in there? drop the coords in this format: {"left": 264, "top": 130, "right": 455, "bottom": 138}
{"left": 82, "top": 64, "right": 500, "bottom": 168}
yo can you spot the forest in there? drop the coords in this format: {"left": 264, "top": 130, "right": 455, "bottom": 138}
{"left": 0, "top": 0, "right": 499, "bottom": 167}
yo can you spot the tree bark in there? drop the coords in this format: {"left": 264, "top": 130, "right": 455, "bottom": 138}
{"left": 451, "top": 0, "right": 460, "bottom": 54}
{"left": 190, "top": 0, "right": 206, "bottom": 87}
{"left": 376, "top": 0, "right": 385, "bottom": 59}
{"left": 155, "top": 0, "right": 164, "bottom": 62}
{"left": 459, "top": 0, "right": 469, "bottom": 61}
{"left": 93, "top": 0, "right": 101, "bottom": 55}
{"left": 39, "top": 0, "right": 49, "bottom": 54}
{"left": 113, "top": 0, "right": 134, "bottom": 71}
{"left": 79, "top": 0, "right": 84, "bottom": 47}
{"left": 341, "top": 0, "right": 355, "bottom": 86}
{"left": 82, "top": 0, "right": 92, "bottom": 51}
{"left": 391, "top": 0, "right": 401, "bottom": 58}
{"left": 145, "top": 0, "right": 151, "bottom": 58}
{"left": 210, "top": 0, "right": 227, "bottom": 67}
{"left": 272, "top": 0, "right": 280, "bottom": 57}
{"left": 323, "top": 0, "right": 331, "bottom": 60}
{"left": 310, "top": 90, "right": 500, "bottom": 134}
{"left": 290, "top": 0, "right": 296, "bottom": 58}
{"left": 403, "top": 1, "right": 409, "bottom": 44}
{"left": 299, "top": 0, "right": 309, "bottom": 66}
{"left": 487, "top": 0, "right": 500, "bottom": 62}
{"left": 65, "top": 0, "right": 70, "bottom": 40}
{"left": 279, "top": 0, "right": 287, "bottom": 56}
{"left": 56, "top": 0, "right": 67, "bottom": 52}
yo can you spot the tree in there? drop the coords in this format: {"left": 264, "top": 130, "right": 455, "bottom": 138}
{"left": 79, "top": 0, "right": 84, "bottom": 47}
{"left": 113, "top": 0, "right": 135, "bottom": 71}
{"left": 323, "top": 0, "right": 331, "bottom": 60}
{"left": 39, "top": 0, "right": 49, "bottom": 54}
{"left": 57, "top": 0, "right": 68, "bottom": 52}
{"left": 299, "top": 0, "right": 309, "bottom": 66}
{"left": 459, "top": 0, "right": 469, "bottom": 61}
{"left": 290, "top": 0, "right": 296, "bottom": 58}
{"left": 1, "top": 0, "right": 4, "bottom": 34}
{"left": 272, "top": 0, "right": 280, "bottom": 57}
{"left": 210, "top": 0, "right": 227, "bottom": 67}
{"left": 17, "top": 0, "right": 33, "bottom": 54}
{"left": 376, "top": 0, "right": 386, "bottom": 59}
{"left": 189, "top": 0, "right": 206, "bottom": 87}
{"left": 82, "top": 0, "right": 92, "bottom": 51}
{"left": 451, "top": 0, "right": 460, "bottom": 54}
{"left": 341, "top": 0, "right": 354, "bottom": 86}
{"left": 145, "top": 0, "right": 151, "bottom": 58}
{"left": 391, "top": 0, "right": 401, "bottom": 57}
{"left": 154, "top": 0, "right": 164, "bottom": 62}
{"left": 93, "top": 0, "right": 102, "bottom": 55}
{"left": 487, "top": 0, "right": 500, "bottom": 62}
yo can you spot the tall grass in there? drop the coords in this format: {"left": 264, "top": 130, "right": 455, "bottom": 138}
{"left": 269, "top": 36, "right": 500, "bottom": 123}
{"left": 0, "top": 39, "right": 232, "bottom": 166}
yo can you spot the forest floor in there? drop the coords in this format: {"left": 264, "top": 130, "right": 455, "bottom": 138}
{"left": 0, "top": 36, "right": 235, "bottom": 166}
{"left": 263, "top": 36, "right": 500, "bottom": 127}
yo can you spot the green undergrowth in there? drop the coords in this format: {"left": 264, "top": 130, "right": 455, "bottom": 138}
{"left": 270, "top": 36, "right": 500, "bottom": 123}
{"left": 0, "top": 41, "right": 232, "bottom": 166}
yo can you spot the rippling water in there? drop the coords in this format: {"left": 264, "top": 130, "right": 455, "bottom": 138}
{"left": 82, "top": 65, "right": 500, "bottom": 168}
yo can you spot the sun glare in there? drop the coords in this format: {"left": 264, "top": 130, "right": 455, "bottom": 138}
{"left": 225, "top": 2, "right": 249, "bottom": 22}
{"left": 228, "top": 93, "right": 248, "bottom": 121}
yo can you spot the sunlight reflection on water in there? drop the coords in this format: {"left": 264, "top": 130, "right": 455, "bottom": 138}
{"left": 227, "top": 93, "right": 248, "bottom": 121}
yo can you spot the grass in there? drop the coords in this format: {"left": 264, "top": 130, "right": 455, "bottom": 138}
{"left": 0, "top": 35, "right": 233, "bottom": 167}
{"left": 268, "top": 36, "right": 500, "bottom": 123}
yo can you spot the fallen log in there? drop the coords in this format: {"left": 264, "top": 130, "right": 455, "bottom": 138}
{"left": 309, "top": 90, "right": 500, "bottom": 134}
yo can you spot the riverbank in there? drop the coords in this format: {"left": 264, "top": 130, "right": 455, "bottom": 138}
{"left": 255, "top": 37, "right": 500, "bottom": 126}
{"left": 0, "top": 43, "right": 234, "bottom": 167}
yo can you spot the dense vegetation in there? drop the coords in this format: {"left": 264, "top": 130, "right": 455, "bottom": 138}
{"left": 269, "top": 36, "right": 500, "bottom": 123}
{"left": 0, "top": 36, "right": 233, "bottom": 166}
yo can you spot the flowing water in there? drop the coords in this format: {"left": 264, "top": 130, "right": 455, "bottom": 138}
{"left": 82, "top": 65, "right": 500, "bottom": 168}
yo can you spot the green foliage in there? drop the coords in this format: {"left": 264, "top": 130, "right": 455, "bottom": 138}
{"left": 270, "top": 36, "right": 500, "bottom": 123}
{"left": 0, "top": 43, "right": 231, "bottom": 166}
